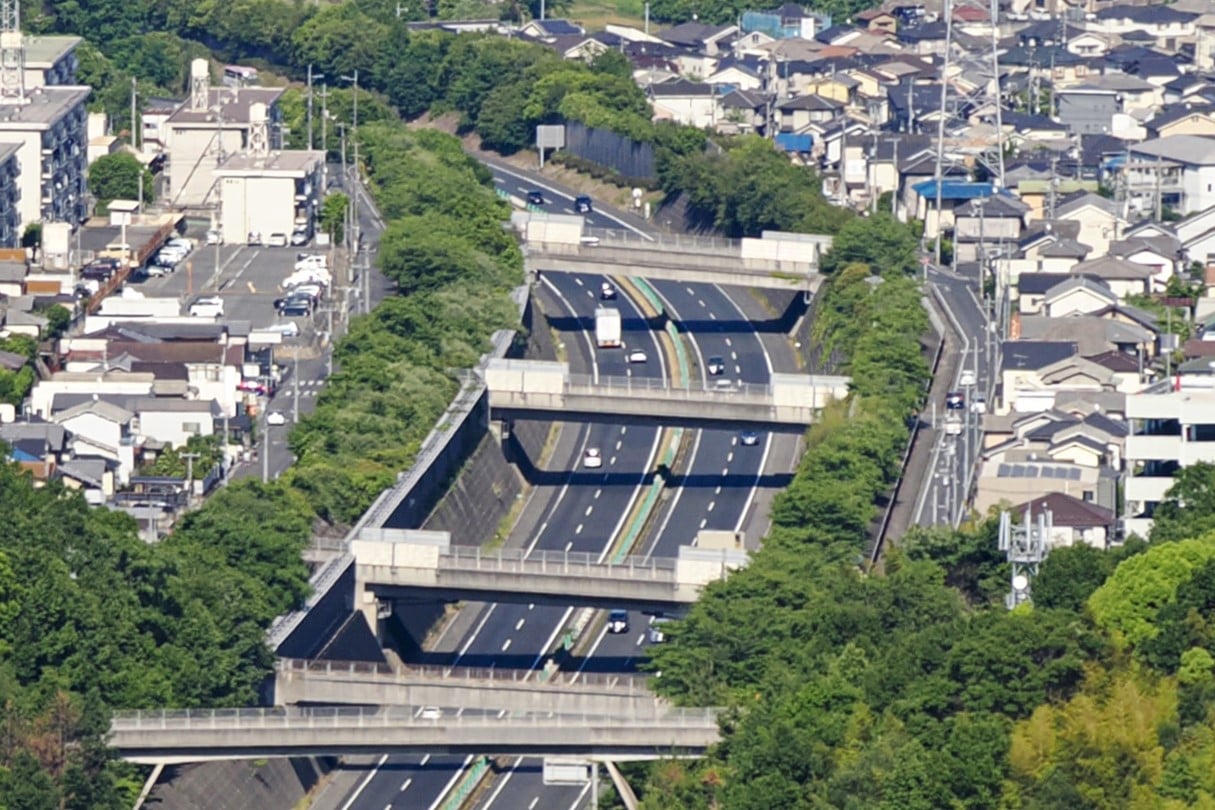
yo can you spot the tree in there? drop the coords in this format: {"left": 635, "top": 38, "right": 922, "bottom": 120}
{"left": 87, "top": 152, "right": 152, "bottom": 210}
{"left": 1033, "top": 542, "right": 1125, "bottom": 612}
{"left": 319, "top": 192, "right": 348, "bottom": 244}
{"left": 821, "top": 212, "right": 921, "bottom": 276}
{"left": 1152, "top": 462, "right": 1215, "bottom": 542}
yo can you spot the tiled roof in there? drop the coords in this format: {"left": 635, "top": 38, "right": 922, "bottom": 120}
{"left": 1012, "top": 491, "right": 1114, "bottom": 528}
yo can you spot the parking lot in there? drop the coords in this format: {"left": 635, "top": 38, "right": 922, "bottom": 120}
{"left": 129, "top": 240, "right": 344, "bottom": 336}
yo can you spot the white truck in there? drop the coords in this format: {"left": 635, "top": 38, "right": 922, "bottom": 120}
{"left": 595, "top": 306, "right": 621, "bottom": 348}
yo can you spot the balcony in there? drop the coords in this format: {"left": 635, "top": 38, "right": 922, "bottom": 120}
{"left": 1126, "top": 433, "right": 1181, "bottom": 461}
{"left": 1125, "top": 474, "right": 1174, "bottom": 503}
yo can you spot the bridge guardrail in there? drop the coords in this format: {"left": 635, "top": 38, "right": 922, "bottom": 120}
{"left": 564, "top": 372, "right": 773, "bottom": 398}
{"left": 418, "top": 546, "right": 680, "bottom": 581}
{"left": 111, "top": 705, "right": 718, "bottom": 730}
{"left": 275, "top": 658, "right": 655, "bottom": 693}
{"left": 583, "top": 228, "right": 741, "bottom": 250}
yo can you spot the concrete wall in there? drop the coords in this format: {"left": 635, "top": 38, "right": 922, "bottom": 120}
{"left": 143, "top": 757, "right": 332, "bottom": 810}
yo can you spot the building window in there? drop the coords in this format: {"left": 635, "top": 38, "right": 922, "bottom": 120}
{"left": 182, "top": 421, "right": 201, "bottom": 435}
{"left": 1083, "top": 490, "right": 1094, "bottom": 502}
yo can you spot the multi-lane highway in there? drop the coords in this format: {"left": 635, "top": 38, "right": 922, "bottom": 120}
{"left": 317, "top": 161, "right": 799, "bottom": 810}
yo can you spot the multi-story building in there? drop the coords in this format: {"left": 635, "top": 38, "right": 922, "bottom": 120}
{"left": 215, "top": 148, "right": 324, "bottom": 244}
{"left": 164, "top": 59, "right": 284, "bottom": 208}
{"left": 1124, "top": 381, "right": 1215, "bottom": 537}
{"left": 1126, "top": 135, "right": 1215, "bottom": 217}
{"left": 0, "top": 84, "right": 90, "bottom": 231}
{"left": 0, "top": 143, "right": 21, "bottom": 247}
{"left": 22, "top": 35, "right": 81, "bottom": 89}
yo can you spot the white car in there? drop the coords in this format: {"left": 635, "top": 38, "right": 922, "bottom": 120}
{"left": 416, "top": 706, "right": 442, "bottom": 721}
{"left": 607, "top": 610, "right": 629, "bottom": 634}
{"left": 600, "top": 282, "right": 616, "bottom": 300}
{"left": 583, "top": 448, "right": 603, "bottom": 469}
{"left": 166, "top": 237, "right": 194, "bottom": 252}
{"left": 205, "top": 229, "right": 223, "bottom": 246}
{"left": 267, "top": 233, "right": 289, "bottom": 248}
{"left": 971, "top": 396, "right": 988, "bottom": 415}
{"left": 145, "top": 264, "right": 171, "bottom": 277}
{"left": 265, "top": 321, "right": 301, "bottom": 337}
{"left": 740, "top": 431, "right": 760, "bottom": 447}
{"left": 627, "top": 349, "right": 648, "bottom": 363}
{"left": 266, "top": 411, "right": 287, "bottom": 426}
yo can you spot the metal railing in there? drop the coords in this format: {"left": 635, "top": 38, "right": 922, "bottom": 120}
{"left": 565, "top": 372, "right": 774, "bottom": 398}
{"left": 583, "top": 228, "right": 741, "bottom": 251}
{"left": 111, "top": 705, "right": 718, "bottom": 730}
{"left": 418, "top": 546, "right": 680, "bottom": 582}
{"left": 275, "top": 658, "right": 655, "bottom": 693}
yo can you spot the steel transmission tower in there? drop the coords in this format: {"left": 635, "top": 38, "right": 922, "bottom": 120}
{"left": 998, "top": 507, "right": 1051, "bottom": 609}
{"left": 0, "top": 0, "right": 28, "bottom": 105}
{"left": 931, "top": 0, "right": 1006, "bottom": 262}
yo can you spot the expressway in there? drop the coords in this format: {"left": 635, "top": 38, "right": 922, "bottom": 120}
{"left": 322, "top": 162, "right": 795, "bottom": 810}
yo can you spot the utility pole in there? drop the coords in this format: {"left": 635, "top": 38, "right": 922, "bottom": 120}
{"left": 262, "top": 411, "right": 271, "bottom": 483}
{"left": 932, "top": 0, "right": 954, "bottom": 266}
{"left": 307, "top": 64, "right": 314, "bottom": 150}
{"left": 292, "top": 353, "right": 300, "bottom": 423}
{"left": 130, "top": 76, "right": 138, "bottom": 150}
{"left": 1047, "top": 153, "right": 1060, "bottom": 220}
{"left": 890, "top": 136, "right": 901, "bottom": 218}
{"left": 181, "top": 452, "right": 200, "bottom": 500}
{"left": 1155, "top": 153, "right": 1164, "bottom": 222}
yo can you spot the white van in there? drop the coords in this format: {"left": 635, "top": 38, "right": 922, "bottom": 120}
{"left": 189, "top": 296, "right": 224, "bottom": 318}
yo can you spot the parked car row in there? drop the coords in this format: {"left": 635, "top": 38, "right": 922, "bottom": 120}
{"left": 275, "top": 253, "right": 331, "bottom": 320}
{"left": 147, "top": 237, "right": 195, "bottom": 275}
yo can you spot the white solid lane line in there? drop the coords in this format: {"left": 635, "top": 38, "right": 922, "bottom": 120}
{"left": 339, "top": 754, "right": 390, "bottom": 810}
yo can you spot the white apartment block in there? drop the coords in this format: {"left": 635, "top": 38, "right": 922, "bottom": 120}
{"left": 1124, "top": 381, "right": 1215, "bottom": 537}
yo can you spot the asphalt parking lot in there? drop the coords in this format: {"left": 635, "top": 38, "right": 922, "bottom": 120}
{"left": 129, "top": 240, "right": 343, "bottom": 334}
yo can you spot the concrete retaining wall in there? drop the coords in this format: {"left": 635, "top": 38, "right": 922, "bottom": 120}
{"left": 141, "top": 757, "right": 332, "bottom": 810}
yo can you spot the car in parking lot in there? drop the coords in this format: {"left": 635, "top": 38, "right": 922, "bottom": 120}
{"left": 706, "top": 355, "right": 726, "bottom": 375}
{"left": 574, "top": 195, "right": 593, "bottom": 213}
{"left": 607, "top": 610, "right": 629, "bottom": 634}
{"left": 264, "top": 321, "right": 301, "bottom": 338}
{"left": 627, "top": 349, "right": 648, "bottom": 363}
{"left": 266, "top": 411, "right": 287, "bottom": 426}
{"left": 740, "top": 430, "right": 759, "bottom": 446}
{"left": 189, "top": 296, "right": 224, "bottom": 318}
{"left": 290, "top": 228, "right": 310, "bottom": 246}
{"left": 144, "top": 264, "right": 171, "bottom": 278}
{"left": 279, "top": 301, "right": 312, "bottom": 318}
{"left": 267, "top": 232, "right": 289, "bottom": 248}
{"left": 526, "top": 190, "right": 545, "bottom": 206}
{"left": 247, "top": 231, "right": 263, "bottom": 246}
{"left": 166, "top": 237, "right": 194, "bottom": 252}
{"left": 205, "top": 229, "right": 223, "bottom": 246}
{"left": 582, "top": 447, "right": 603, "bottom": 469}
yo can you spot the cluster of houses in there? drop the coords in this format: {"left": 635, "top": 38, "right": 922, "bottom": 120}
{"left": 507, "top": 1, "right": 1215, "bottom": 544}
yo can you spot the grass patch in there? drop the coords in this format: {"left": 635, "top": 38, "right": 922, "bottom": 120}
{"left": 567, "top": 0, "right": 646, "bottom": 30}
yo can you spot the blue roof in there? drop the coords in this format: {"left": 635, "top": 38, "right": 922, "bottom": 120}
{"left": 775, "top": 133, "right": 813, "bottom": 153}
{"left": 912, "top": 180, "right": 997, "bottom": 201}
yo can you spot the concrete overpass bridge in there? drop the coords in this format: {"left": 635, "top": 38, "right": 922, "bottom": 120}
{"left": 482, "top": 359, "right": 850, "bottom": 430}
{"left": 518, "top": 215, "right": 831, "bottom": 293}
{"left": 108, "top": 705, "right": 720, "bottom": 765}
{"left": 347, "top": 529, "right": 748, "bottom": 627}
{"left": 273, "top": 658, "right": 665, "bottom": 715}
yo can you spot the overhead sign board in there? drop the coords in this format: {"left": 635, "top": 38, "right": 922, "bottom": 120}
{"left": 536, "top": 125, "right": 566, "bottom": 150}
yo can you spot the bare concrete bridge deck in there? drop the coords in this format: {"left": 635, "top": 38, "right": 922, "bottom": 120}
{"left": 524, "top": 227, "right": 828, "bottom": 292}
{"left": 483, "top": 359, "right": 850, "bottom": 429}
{"left": 273, "top": 658, "right": 666, "bottom": 715}
{"left": 109, "top": 705, "right": 720, "bottom": 764}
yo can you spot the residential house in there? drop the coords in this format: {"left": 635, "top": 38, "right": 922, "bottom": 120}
{"left": 741, "top": 3, "right": 820, "bottom": 41}
{"left": 56, "top": 458, "right": 115, "bottom": 504}
{"left": 776, "top": 93, "right": 843, "bottom": 131}
{"left": 51, "top": 399, "right": 137, "bottom": 485}
{"left": 518, "top": 19, "right": 585, "bottom": 39}
{"left": 707, "top": 60, "right": 764, "bottom": 91}
{"left": 657, "top": 22, "right": 740, "bottom": 56}
{"left": 1041, "top": 276, "right": 1119, "bottom": 317}
{"left": 855, "top": 9, "right": 898, "bottom": 35}
{"left": 648, "top": 79, "right": 723, "bottom": 127}
{"left": 974, "top": 457, "right": 1109, "bottom": 515}
{"left": 1107, "top": 235, "right": 1180, "bottom": 288}
{"left": 1068, "top": 254, "right": 1155, "bottom": 298}
{"left": 1012, "top": 492, "right": 1117, "bottom": 548}
{"left": 983, "top": 406, "right": 1128, "bottom": 471}
{"left": 999, "top": 340, "right": 1082, "bottom": 413}
{"left": 896, "top": 21, "right": 950, "bottom": 57}
{"left": 1017, "top": 312, "right": 1156, "bottom": 360}
{"left": 1126, "top": 134, "right": 1215, "bottom": 217}
{"left": 1000, "top": 111, "right": 1071, "bottom": 151}
{"left": 1055, "top": 191, "right": 1129, "bottom": 256}
{"left": 953, "top": 193, "right": 1030, "bottom": 262}
{"left": 719, "top": 89, "right": 770, "bottom": 134}
{"left": 1018, "top": 273, "right": 1079, "bottom": 314}
{"left": 912, "top": 180, "right": 1004, "bottom": 240}
{"left": 1087, "top": 4, "right": 1198, "bottom": 49}
{"left": 0, "top": 420, "right": 67, "bottom": 479}
{"left": 1148, "top": 102, "right": 1215, "bottom": 139}
{"left": 127, "top": 398, "right": 220, "bottom": 448}
{"left": 1056, "top": 74, "right": 1162, "bottom": 136}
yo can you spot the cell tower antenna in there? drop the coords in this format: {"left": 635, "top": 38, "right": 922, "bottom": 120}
{"left": 0, "top": 0, "right": 28, "bottom": 105}
{"left": 998, "top": 507, "right": 1051, "bottom": 608}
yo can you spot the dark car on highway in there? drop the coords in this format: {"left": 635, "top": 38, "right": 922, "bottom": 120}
{"left": 574, "top": 195, "right": 593, "bottom": 213}
{"left": 526, "top": 190, "right": 545, "bottom": 206}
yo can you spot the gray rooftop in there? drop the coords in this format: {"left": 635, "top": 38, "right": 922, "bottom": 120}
{"left": 168, "top": 87, "right": 285, "bottom": 127}
{"left": 22, "top": 35, "right": 81, "bottom": 67}
{"left": 1001, "top": 340, "right": 1078, "bottom": 371}
{"left": 0, "top": 85, "right": 89, "bottom": 128}
{"left": 1130, "top": 135, "right": 1215, "bottom": 166}
{"left": 215, "top": 150, "right": 324, "bottom": 176}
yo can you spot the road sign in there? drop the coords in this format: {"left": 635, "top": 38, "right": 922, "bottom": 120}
{"left": 536, "top": 125, "right": 565, "bottom": 150}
